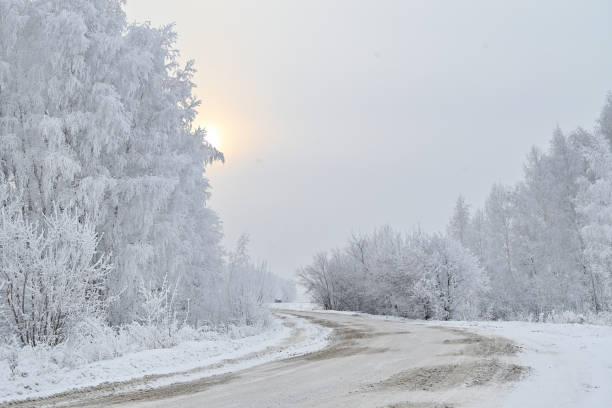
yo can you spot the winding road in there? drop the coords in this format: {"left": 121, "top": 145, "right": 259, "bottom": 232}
{"left": 13, "top": 310, "right": 528, "bottom": 408}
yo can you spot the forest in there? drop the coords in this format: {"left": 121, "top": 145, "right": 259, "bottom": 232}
{"left": 301, "top": 97, "right": 612, "bottom": 323}
{"left": 0, "top": 0, "right": 294, "bottom": 360}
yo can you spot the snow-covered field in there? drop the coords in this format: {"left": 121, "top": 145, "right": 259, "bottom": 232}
{"left": 282, "top": 304, "right": 612, "bottom": 408}
{"left": 446, "top": 320, "right": 612, "bottom": 407}
{"left": 0, "top": 312, "right": 331, "bottom": 404}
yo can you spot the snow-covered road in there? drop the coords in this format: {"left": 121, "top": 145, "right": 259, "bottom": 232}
{"left": 121, "top": 310, "right": 612, "bottom": 408}
{"left": 7, "top": 308, "right": 612, "bottom": 407}
{"left": 112, "top": 310, "right": 530, "bottom": 408}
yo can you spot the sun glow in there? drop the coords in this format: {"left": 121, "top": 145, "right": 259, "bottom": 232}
{"left": 205, "top": 125, "right": 222, "bottom": 149}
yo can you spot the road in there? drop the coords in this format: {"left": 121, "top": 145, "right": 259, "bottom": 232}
{"left": 15, "top": 310, "right": 528, "bottom": 408}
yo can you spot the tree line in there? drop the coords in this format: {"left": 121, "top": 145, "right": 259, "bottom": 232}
{"left": 301, "top": 96, "right": 612, "bottom": 322}
{"left": 0, "top": 0, "right": 293, "bottom": 347}
{"left": 447, "top": 97, "right": 612, "bottom": 319}
{"left": 299, "top": 227, "right": 487, "bottom": 320}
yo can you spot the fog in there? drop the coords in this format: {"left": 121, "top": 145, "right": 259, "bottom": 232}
{"left": 126, "top": 0, "right": 612, "bottom": 279}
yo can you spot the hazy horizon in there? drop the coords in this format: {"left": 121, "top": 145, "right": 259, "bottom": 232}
{"left": 125, "top": 0, "right": 612, "bottom": 279}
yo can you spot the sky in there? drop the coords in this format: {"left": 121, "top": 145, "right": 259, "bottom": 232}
{"left": 125, "top": 0, "right": 612, "bottom": 281}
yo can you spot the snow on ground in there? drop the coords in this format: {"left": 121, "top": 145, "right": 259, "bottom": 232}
{"left": 279, "top": 303, "right": 612, "bottom": 408}
{"left": 0, "top": 312, "right": 331, "bottom": 404}
{"left": 6, "top": 301, "right": 609, "bottom": 407}
{"left": 142, "top": 311, "right": 332, "bottom": 390}
{"left": 443, "top": 320, "right": 612, "bottom": 408}
{"left": 267, "top": 302, "right": 321, "bottom": 311}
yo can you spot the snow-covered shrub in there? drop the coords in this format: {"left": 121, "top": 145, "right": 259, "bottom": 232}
{"left": 524, "top": 310, "right": 612, "bottom": 325}
{"left": 299, "top": 226, "right": 488, "bottom": 320}
{"left": 135, "top": 275, "right": 189, "bottom": 346}
{"left": 64, "top": 317, "right": 132, "bottom": 364}
{"left": 0, "top": 203, "right": 111, "bottom": 346}
{"left": 0, "top": 314, "right": 276, "bottom": 395}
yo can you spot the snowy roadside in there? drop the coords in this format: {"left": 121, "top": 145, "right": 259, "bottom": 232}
{"left": 439, "top": 320, "right": 612, "bottom": 408}
{"left": 278, "top": 303, "right": 612, "bottom": 408}
{"left": 267, "top": 302, "right": 321, "bottom": 311}
{"left": 0, "top": 312, "right": 331, "bottom": 404}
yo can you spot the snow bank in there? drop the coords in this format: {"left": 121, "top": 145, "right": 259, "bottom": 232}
{"left": 0, "top": 313, "right": 331, "bottom": 404}
{"left": 145, "top": 311, "right": 332, "bottom": 389}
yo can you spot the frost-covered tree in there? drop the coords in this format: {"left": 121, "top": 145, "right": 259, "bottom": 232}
{"left": 511, "top": 129, "right": 590, "bottom": 313}
{"left": 574, "top": 132, "right": 612, "bottom": 311}
{"left": 299, "top": 226, "right": 487, "bottom": 320}
{"left": 449, "top": 110, "right": 612, "bottom": 318}
{"left": 598, "top": 92, "right": 612, "bottom": 148}
{"left": 224, "top": 235, "right": 296, "bottom": 325}
{"left": 466, "top": 208, "right": 486, "bottom": 261}
{"left": 424, "top": 234, "right": 488, "bottom": 320}
{"left": 298, "top": 252, "right": 337, "bottom": 310}
{"left": 482, "top": 183, "right": 517, "bottom": 314}
{"left": 0, "top": 0, "right": 224, "bottom": 325}
{"left": 447, "top": 196, "right": 471, "bottom": 246}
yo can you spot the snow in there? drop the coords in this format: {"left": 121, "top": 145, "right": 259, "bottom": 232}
{"left": 145, "top": 311, "right": 331, "bottom": 389}
{"left": 0, "top": 312, "right": 331, "bottom": 404}
{"left": 387, "top": 317, "right": 612, "bottom": 407}
{"left": 4, "top": 301, "right": 611, "bottom": 407}
{"left": 267, "top": 302, "right": 321, "bottom": 311}
{"left": 448, "top": 320, "right": 612, "bottom": 408}
{"left": 279, "top": 304, "right": 612, "bottom": 407}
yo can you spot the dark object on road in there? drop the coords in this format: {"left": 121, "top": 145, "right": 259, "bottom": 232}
{"left": 274, "top": 299, "right": 283, "bottom": 303}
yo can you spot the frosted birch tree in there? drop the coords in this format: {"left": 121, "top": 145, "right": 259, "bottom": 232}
{"left": 0, "top": 0, "right": 225, "bottom": 326}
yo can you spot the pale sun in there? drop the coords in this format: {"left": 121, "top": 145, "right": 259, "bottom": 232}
{"left": 205, "top": 125, "right": 222, "bottom": 149}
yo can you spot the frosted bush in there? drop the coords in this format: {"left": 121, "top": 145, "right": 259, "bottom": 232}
{"left": 299, "top": 227, "right": 488, "bottom": 320}
{"left": 0, "top": 203, "right": 111, "bottom": 347}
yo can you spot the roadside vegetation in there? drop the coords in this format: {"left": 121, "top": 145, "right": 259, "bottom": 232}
{"left": 0, "top": 0, "right": 294, "bottom": 383}
{"left": 301, "top": 96, "right": 612, "bottom": 323}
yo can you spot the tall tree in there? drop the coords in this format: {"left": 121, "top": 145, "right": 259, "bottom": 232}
{"left": 447, "top": 196, "right": 471, "bottom": 247}
{"left": 598, "top": 92, "right": 612, "bottom": 148}
{"left": 0, "top": 0, "right": 224, "bottom": 325}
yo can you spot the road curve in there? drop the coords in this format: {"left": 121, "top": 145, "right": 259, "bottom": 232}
{"left": 10, "top": 310, "right": 528, "bottom": 408}
{"left": 119, "top": 310, "right": 527, "bottom": 408}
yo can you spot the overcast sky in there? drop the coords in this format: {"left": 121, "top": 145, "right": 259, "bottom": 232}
{"left": 126, "top": 0, "right": 612, "bottom": 281}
